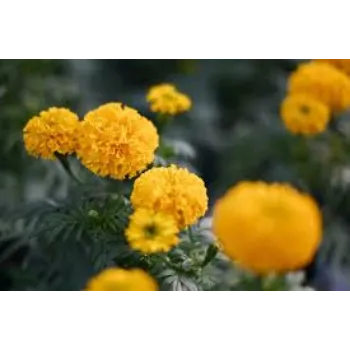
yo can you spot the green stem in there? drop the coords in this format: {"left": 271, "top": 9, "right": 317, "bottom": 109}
{"left": 187, "top": 226, "right": 196, "bottom": 244}
{"left": 201, "top": 244, "right": 219, "bottom": 268}
{"left": 56, "top": 154, "right": 83, "bottom": 185}
{"left": 252, "top": 276, "right": 265, "bottom": 291}
{"left": 156, "top": 114, "right": 171, "bottom": 134}
{"left": 158, "top": 254, "right": 184, "bottom": 274}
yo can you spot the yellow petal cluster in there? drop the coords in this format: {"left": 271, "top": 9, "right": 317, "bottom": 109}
{"left": 125, "top": 208, "right": 179, "bottom": 254}
{"left": 85, "top": 268, "right": 158, "bottom": 291}
{"left": 76, "top": 103, "right": 159, "bottom": 180}
{"left": 280, "top": 94, "right": 330, "bottom": 135}
{"left": 288, "top": 61, "right": 350, "bottom": 113}
{"left": 315, "top": 59, "right": 350, "bottom": 76}
{"left": 213, "top": 181, "right": 322, "bottom": 275}
{"left": 147, "top": 83, "right": 191, "bottom": 116}
{"left": 131, "top": 165, "right": 208, "bottom": 229}
{"left": 23, "top": 107, "right": 79, "bottom": 160}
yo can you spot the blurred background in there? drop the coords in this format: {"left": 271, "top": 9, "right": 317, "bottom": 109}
{"left": 2, "top": 59, "right": 350, "bottom": 290}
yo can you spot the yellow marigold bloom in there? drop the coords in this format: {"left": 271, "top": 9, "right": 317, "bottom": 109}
{"left": 213, "top": 182, "right": 322, "bottom": 275}
{"left": 146, "top": 83, "right": 192, "bottom": 116}
{"left": 125, "top": 208, "right": 179, "bottom": 254}
{"left": 281, "top": 94, "right": 330, "bottom": 135}
{"left": 131, "top": 165, "right": 208, "bottom": 229}
{"left": 23, "top": 107, "right": 79, "bottom": 160}
{"left": 85, "top": 268, "right": 158, "bottom": 291}
{"left": 315, "top": 59, "right": 350, "bottom": 75}
{"left": 76, "top": 103, "right": 159, "bottom": 180}
{"left": 288, "top": 61, "right": 350, "bottom": 113}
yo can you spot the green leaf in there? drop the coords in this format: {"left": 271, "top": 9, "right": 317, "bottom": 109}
{"left": 172, "top": 276, "right": 200, "bottom": 291}
{"left": 201, "top": 244, "right": 219, "bottom": 268}
{"left": 158, "top": 142, "right": 176, "bottom": 160}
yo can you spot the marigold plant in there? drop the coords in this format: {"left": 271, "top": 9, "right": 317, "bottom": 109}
{"left": 131, "top": 165, "right": 208, "bottom": 229}
{"left": 85, "top": 268, "right": 158, "bottom": 291}
{"left": 281, "top": 94, "right": 330, "bottom": 135}
{"left": 23, "top": 107, "right": 79, "bottom": 159}
{"left": 315, "top": 59, "right": 350, "bottom": 76}
{"left": 76, "top": 103, "right": 159, "bottom": 180}
{"left": 125, "top": 208, "right": 180, "bottom": 254}
{"left": 213, "top": 181, "right": 322, "bottom": 275}
{"left": 147, "top": 83, "right": 192, "bottom": 116}
{"left": 288, "top": 61, "right": 350, "bottom": 113}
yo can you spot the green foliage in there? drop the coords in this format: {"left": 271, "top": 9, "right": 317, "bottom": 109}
{"left": 0, "top": 59, "right": 79, "bottom": 208}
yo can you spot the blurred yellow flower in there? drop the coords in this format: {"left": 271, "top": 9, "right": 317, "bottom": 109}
{"left": 76, "top": 103, "right": 159, "bottom": 180}
{"left": 281, "top": 94, "right": 330, "bottom": 135}
{"left": 146, "top": 83, "right": 192, "bottom": 116}
{"left": 315, "top": 59, "right": 350, "bottom": 76}
{"left": 213, "top": 182, "right": 322, "bottom": 275}
{"left": 85, "top": 268, "right": 158, "bottom": 291}
{"left": 288, "top": 61, "right": 350, "bottom": 113}
{"left": 131, "top": 165, "right": 208, "bottom": 229}
{"left": 125, "top": 208, "right": 179, "bottom": 254}
{"left": 23, "top": 107, "right": 79, "bottom": 160}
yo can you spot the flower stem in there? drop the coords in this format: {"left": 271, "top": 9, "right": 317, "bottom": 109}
{"left": 156, "top": 114, "right": 171, "bottom": 134}
{"left": 56, "top": 154, "right": 83, "bottom": 185}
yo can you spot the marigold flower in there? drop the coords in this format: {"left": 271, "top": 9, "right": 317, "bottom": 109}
{"left": 281, "top": 94, "right": 330, "bottom": 135}
{"left": 288, "top": 61, "right": 350, "bottom": 113}
{"left": 146, "top": 83, "right": 192, "bottom": 116}
{"left": 315, "top": 59, "right": 350, "bottom": 75}
{"left": 125, "top": 208, "right": 179, "bottom": 254}
{"left": 213, "top": 182, "right": 322, "bottom": 275}
{"left": 23, "top": 107, "right": 79, "bottom": 160}
{"left": 85, "top": 268, "right": 158, "bottom": 291}
{"left": 76, "top": 103, "right": 159, "bottom": 180}
{"left": 131, "top": 165, "right": 208, "bottom": 229}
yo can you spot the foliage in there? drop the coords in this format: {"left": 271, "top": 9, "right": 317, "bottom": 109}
{"left": 0, "top": 59, "right": 79, "bottom": 208}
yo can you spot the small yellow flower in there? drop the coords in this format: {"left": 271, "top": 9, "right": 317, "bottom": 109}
{"left": 315, "top": 59, "right": 350, "bottom": 76}
{"left": 125, "top": 209, "right": 179, "bottom": 254}
{"left": 76, "top": 103, "right": 159, "bottom": 180}
{"left": 288, "top": 61, "right": 350, "bottom": 113}
{"left": 281, "top": 94, "right": 330, "bottom": 135}
{"left": 213, "top": 182, "right": 322, "bottom": 275}
{"left": 85, "top": 268, "right": 158, "bottom": 291}
{"left": 146, "top": 83, "right": 192, "bottom": 116}
{"left": 23, "top": 107, "right": 79, "bottom": 160}
{"left": 131, "top": 165, "right": 208, "bottom": 229}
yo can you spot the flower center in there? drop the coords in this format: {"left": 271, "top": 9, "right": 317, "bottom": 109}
{"left": 144, "top": 224, "right": 158, "bottom": 237}
{"left": 299, "top": 105, "right": 310, "bottom": 115}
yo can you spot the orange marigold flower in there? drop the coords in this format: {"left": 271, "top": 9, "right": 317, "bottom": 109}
{"left": 288, "top": 61, "right": 350, "bottom": 113}
{"left": 281, "top": 94, "right": 330, "bottom": 135}
{"left": 131, "top": 165, "right": 208, "bottom": 229}
{"left": 23, "top": 107, "right": 79, "bottom": 160}
{"left": 76, "top": 103, "right": 159, "bottom": 180}
{"left": 315, "top": 59, "right": 350, "bottom": 75}
{"left": 125, "top": 208, "right": 180, "bottom": 254}
{"left": 85, "top": 268, "right": 158, "bottom": 291}
{"left": 146, "top": 83, "right": 192, "bottom": 116}
{"left": 213, "top": 182, "right": 322, "bottom": 275}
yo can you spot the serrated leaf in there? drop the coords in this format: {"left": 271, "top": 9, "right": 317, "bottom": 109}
{"left": 199, "top": 274, "right": 217, "bottom": 290}
{"left": 170, "top": 275, "right": 199, "bottom": 291}
{"left": 158, "top": 269, "right": 177, "bottom": 279}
